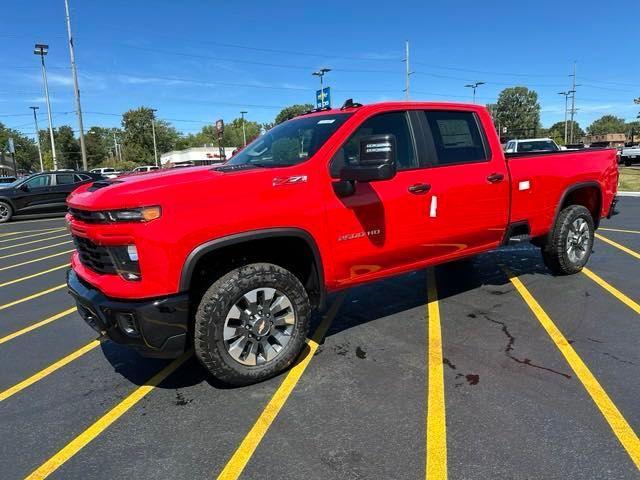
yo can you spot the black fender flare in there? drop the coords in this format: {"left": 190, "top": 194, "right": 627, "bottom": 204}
{"left": 551, "top": 181, "right": 602, "bottom": 233}
{"left": 179, "top": 227, "right": 326, "bottom": 307}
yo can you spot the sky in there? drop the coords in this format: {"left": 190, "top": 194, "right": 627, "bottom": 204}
{"left": 1, "top": 0, "right": 638, "bottom": 141}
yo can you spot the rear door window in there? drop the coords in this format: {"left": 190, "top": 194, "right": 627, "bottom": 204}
{"left": 56, "top": 173, "right": 76, "bottom": 185}
{"left": 422, "top": 111, "right": 489, "bottom": 166}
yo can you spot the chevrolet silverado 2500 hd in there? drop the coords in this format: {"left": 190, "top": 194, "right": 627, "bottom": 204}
{"left": 66, "top": 101, "right": 618, "bottom": 385}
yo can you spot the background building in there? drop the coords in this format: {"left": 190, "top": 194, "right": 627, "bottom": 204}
{"left": 160, "top": 146, "right": 237, "bottom": 167}
{"left": 581, "top": 133, "right": 627, "bottom": 148}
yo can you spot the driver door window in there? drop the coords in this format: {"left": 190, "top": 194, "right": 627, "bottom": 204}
{"left": 25, "top": 175, "right": 51, "bottom": 189}
{"left": 330, "top": 111, "right": 417, "bottom": 177}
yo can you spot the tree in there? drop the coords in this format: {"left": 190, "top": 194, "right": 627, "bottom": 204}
{"left": 494, "top": 87, "right": 541, "bottom": 139}
{"left": 586, "top": 115, "right": 626, "bottom": 135}
{"left": 274, "top": 104, "right": 313, "bottom": 125}
{"left": 0, "top": 123, "right": 38, "bottom": 172}
{"left": 546, "top": 121, "right": 583, "bottom": 145}
{"left": 179, "top": 117, "right": 261, "bottom": 149}
{"left": 625, "top": 120, "right": 640, "bottom": 143}
{"left": 56, "top": 126, "right": 81, "bottom": 169}
{"left": 121, "top": 107, "right": 181, "bottom": 164}
{"left": 85, "top": 126, "right": 122, "bottom": 168}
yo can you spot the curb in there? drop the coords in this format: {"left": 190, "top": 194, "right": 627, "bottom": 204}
{"left": 617, "top": 191, "right": 640, "bottom": 197}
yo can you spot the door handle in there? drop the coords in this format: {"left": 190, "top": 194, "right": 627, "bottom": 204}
{"left": 408, "top": 183, "right": 431, "bottom": 194}
{"left": 487, "top": 173, "right": 505, "bottom": 183}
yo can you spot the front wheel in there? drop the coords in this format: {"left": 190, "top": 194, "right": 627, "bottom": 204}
{"left": 541, "top": 205, "right": 594, "bottom": 275}
{"left": 194, "top": 263, "right": 311, "bottom": 386}
{"left": 0, "top": 201, "right": 13, "bottom": 224}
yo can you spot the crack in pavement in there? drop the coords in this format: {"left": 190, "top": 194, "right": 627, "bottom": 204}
{"left": 481, "top": 313, "right": 572, "bottom": 380}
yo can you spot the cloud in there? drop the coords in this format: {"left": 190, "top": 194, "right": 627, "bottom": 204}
{"left": 114, "top": 74, "right": 187, "bottom": 86}
{"left": 45, "top": 73, "right": 74, "bottom": 87}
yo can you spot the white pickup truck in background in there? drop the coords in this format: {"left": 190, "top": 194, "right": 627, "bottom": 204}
{"left": 504, "top": 138, "right": 561, "bottom": 153}
{"left": 620, "top": 145, "right": 640, "bottom": 166}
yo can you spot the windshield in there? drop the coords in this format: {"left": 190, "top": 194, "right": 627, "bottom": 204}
{"left": 226, "top": 113, "right": 351, "bottom": 167}
{"left": 516, "top": 140, "right": 559, "bottom": 153}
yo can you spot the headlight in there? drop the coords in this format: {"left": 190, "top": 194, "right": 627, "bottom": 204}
{"left": 105, "top": 206, "right": 161, "bottom": 223}
{"left": 107, "top": 245, "right": 141, "bottom": 281}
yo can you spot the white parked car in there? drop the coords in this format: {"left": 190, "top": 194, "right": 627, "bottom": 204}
{"left": 90, "top": 167, "right": 121, "bottom": 179}
{"left": 132, "top": 166, "right": 160, "bottom": 173}
{"left": 620, "top": 145, "right": 640, "bottom": 166}
{"left": 504, "top": 138, "right": 561, "bottom": 154}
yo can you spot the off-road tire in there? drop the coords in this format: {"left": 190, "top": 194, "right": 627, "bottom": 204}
{"left": 541, "top": 205, "right": 594, "bottom": 275}
{"left": 194, "top": 262, "right": 311, "bottom": 386}
{"left": 0, "top": 201, "right": 13, "bottom": 224}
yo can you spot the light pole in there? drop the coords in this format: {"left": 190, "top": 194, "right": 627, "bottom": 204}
{"left": 29, "top": 106, "right": 44, "bottom": 172}
{"left": 464, "top": 82, "right": 485, "bottom": 103}
{"left": 312, "top": 68, "right": 331, "bottom": 107}
{"left": 64, "top": 0, "right": 87, "bottom": 170}
{"left": 150, "top": 109, "right": 159, "bottom": 167}
{"left": 34, "top": 44, "right": 57, "bottom": 170}
{"left": 240, "top": 110, "right": 248, "bottom": 146}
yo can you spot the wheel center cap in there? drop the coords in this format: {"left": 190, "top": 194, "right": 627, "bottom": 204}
{"left": 252, "top": 318, "right": 270, "bottom": 336}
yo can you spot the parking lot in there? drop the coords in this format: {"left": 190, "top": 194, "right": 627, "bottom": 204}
{"left": 0, "top": 199, "right": 638, "bottom": 480}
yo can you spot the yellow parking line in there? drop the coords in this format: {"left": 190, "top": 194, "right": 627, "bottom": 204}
{"left": 0, "top": 250, "right": 74, "bottom": 272}
{"left": 217, "top": 293, "right": 347, "bottom": 480}
{"left": 0, "top": 226, "right": 64, "bottom": 238}
{"left": 0, "top": 228, "right": 65, "bottom": 244}
{"left": 599, "top": 227, "right": 640, "bottom": 235}
{"left": 0, "top": 284, "right": 66, "bottom": 312}
{"left": 0, "top": 264, "right": 68, "bottom": 289}
{"left": 582, "top": 268, "right": 640, "bottom": 315}
{"left": 0, "top": 233, "right": 69, "bottom": 252}
{"left": 426, "top": 268, "right": 447, "bottom": 480}
{"left": 505, "top": 268, "right": 640, "bottom": 469}
{"left": 25, "top": 351, "right": 191, "bottom": 479}
{"left": 0, "top": 307, "right": 76, "bottom": 345}
{"left": 595, "top": 233, "right": 640, "bottom": 260}
{"left": 0, "top": 340, "right": 100, "bottom": 402}
{"left": 0, "top": 240, "right": 73, "bottom": 260}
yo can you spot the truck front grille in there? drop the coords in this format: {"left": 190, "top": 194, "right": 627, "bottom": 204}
{"left": 73, "top": 235, "right": 117, "bottom": 274}
{"left": 68, "top": 208, "right": 107, "bottom": 223}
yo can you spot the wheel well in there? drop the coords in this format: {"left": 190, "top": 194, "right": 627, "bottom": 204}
{"left": 187, "top": 235, "right": 323, "bottom": 309}
{"left": 559, "top": 185, "right": 601, "bottom": 227}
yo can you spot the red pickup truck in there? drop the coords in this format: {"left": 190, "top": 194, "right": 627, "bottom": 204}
{"left": 66, "top": 101, "right": 618, "bottom": 385}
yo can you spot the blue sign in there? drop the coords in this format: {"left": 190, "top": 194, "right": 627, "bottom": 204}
{"left": 316, "top": 87, "right": 331, "bottom": 108}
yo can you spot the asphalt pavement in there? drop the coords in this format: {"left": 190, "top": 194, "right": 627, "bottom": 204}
{"left": 0, "top": 200, "right": 638, "bottom": 479}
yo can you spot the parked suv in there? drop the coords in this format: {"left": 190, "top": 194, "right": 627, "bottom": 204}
{"left": 67, "top": 101, "right": 618, "bottom": 386}
{"left": 90, "top": 167, "right": 120, "bottom": 179}
{"left": 0, "top": 171, "right": 103, "bottom": 223}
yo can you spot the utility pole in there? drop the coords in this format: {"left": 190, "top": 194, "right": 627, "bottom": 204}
{"left": 34, "top": 44, "right": 57, "bottom": 170}
{"left": 150, "top": 109, "right": 159, "bottom": 167}
{"left": 402, "top": 40, "right": 413, "bottom": 100}
{"left": 240, "top": 111, "right": 248, "bottom": 146}
{"left": 29, "top": 106, "right": 44, "bottom": 172}
{"left": 64, "top": 0, "right": 87, "bottom": 170}
{"left": 464, "top": 82, "right": 485, "bottom": 104}
{"left": 112, "top": 131, "right": 120, "bottom": 163}
{"left": 557, "top": 91, "right": 573, "bottom": 144}
{"left": 569, "top": 62, "right": 578, "bottom": 144}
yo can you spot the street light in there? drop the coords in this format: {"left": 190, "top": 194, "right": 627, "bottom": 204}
{"left": 34, "top": 43, "right": 57, "bottom": 170}
{"left": 240, "top": 111, "right": 248, "bottom": 146}
{"left": 312, "top": 68, "right": 331, "bottom": 107}
{"left": 29, "top": 106, "right": 44, "bottom": 172}
{"left": 150, "top": 108, "right": 159, "bottom": 167}
{"left": 464, "top": 82, "right": 485, "bottom": 104}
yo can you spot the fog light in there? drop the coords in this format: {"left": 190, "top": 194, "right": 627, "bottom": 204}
{"left": 116, "top": 312, "right": 139, "bottom": 337}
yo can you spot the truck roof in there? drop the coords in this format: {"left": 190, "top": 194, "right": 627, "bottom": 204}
{"left": 298, "top": 101, "right": 487, "bottom": 119}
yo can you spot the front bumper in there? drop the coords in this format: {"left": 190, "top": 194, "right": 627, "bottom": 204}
{"left": 67, "top": 269, "right": 190, "bottom": 358}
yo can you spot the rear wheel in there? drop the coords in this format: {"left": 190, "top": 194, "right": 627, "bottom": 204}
{"left": 0, "top": 201, "right": 12, "bottom": 224}
{"left": 194, "top": 262, "right": 311, "bottom": 386}
{"left": 541, "top": 205, "right": 594, "bottom": 275}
